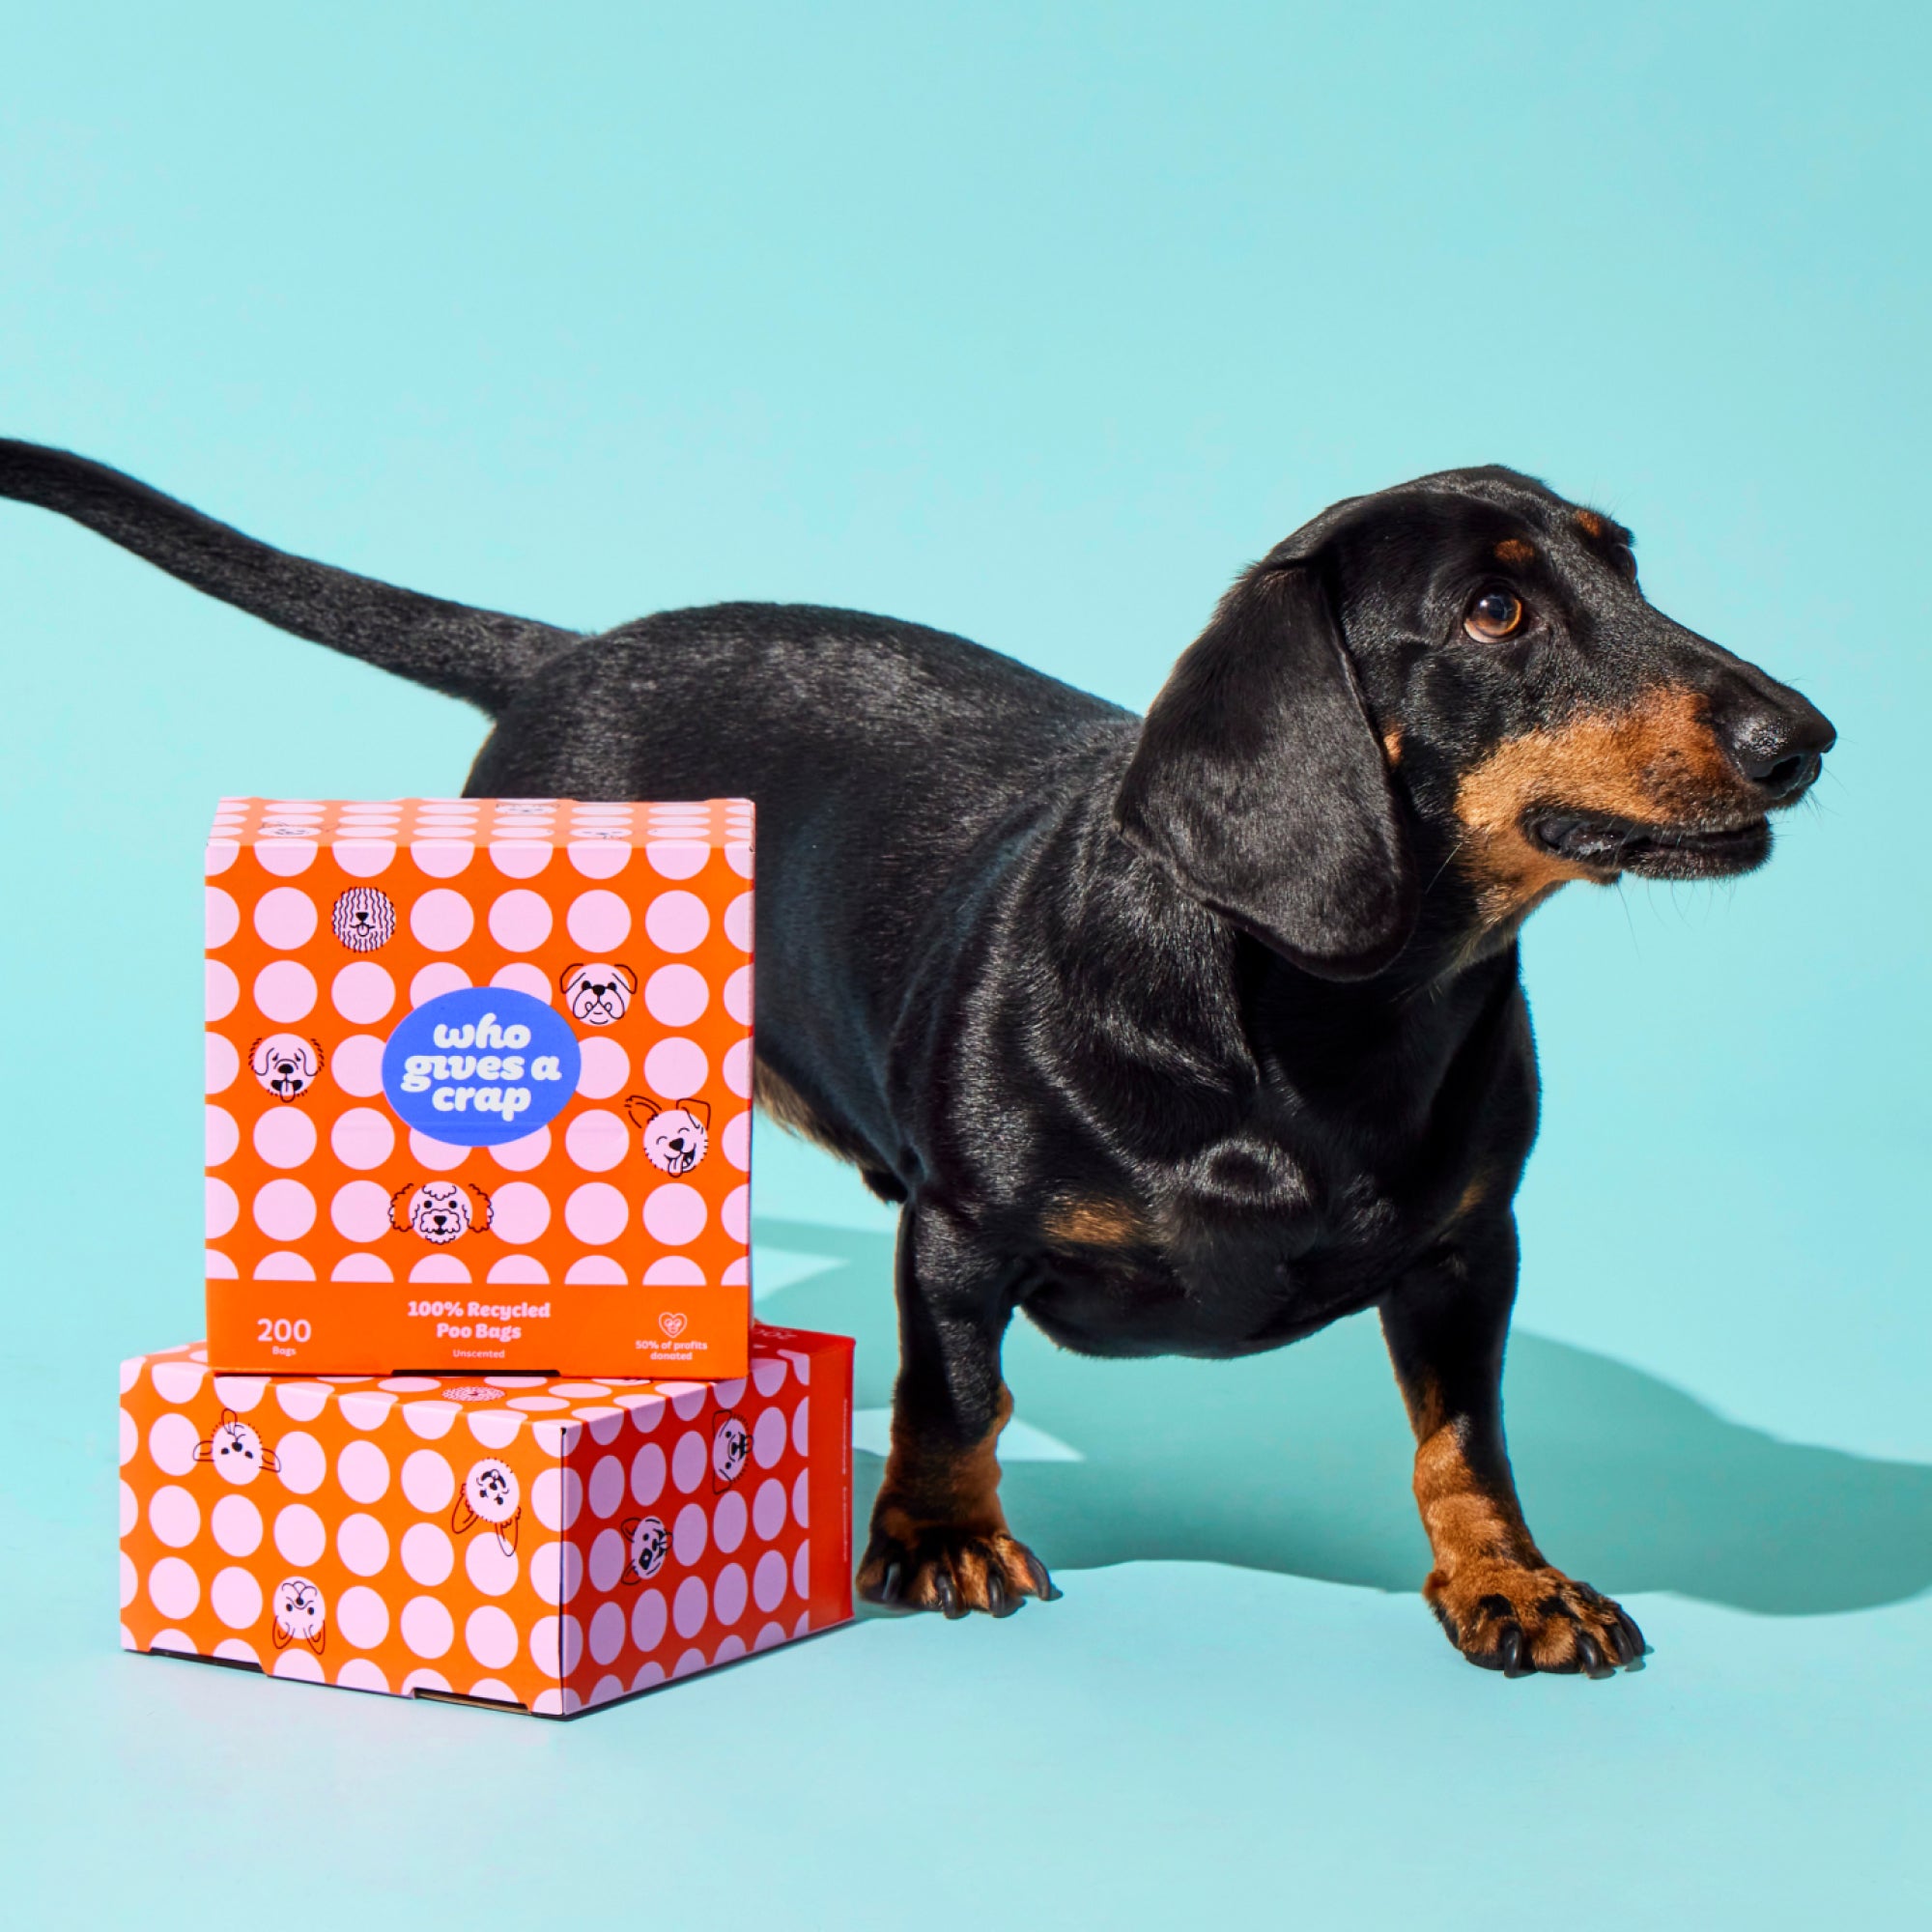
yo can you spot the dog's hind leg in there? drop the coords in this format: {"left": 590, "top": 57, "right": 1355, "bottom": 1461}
{"left": 856, "top": 1200, "right": 1060, "bottom": 1618}
{"left": 1380, "top": 1212, "right": 1645, "bottom": 1677}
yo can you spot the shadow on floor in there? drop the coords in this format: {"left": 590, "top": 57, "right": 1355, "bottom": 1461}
{"left": 758, "top": 1215, "right": 1932, "bottom": 1615}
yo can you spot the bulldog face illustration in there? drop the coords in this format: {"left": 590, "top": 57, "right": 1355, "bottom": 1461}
{"left": 451, "top": 1458, "right": 522, "bottom": 1555}
{"left": 330, "top": 887, "right": 397, "bottom": 952}
{"left": 712, "top": 1414, "right": 751, "bottom": 1489}
{"left": 270, "top": 1577, "right": 327, "bottom": 1654}
{"left": 560, "top": 961, "right": 636, "bottom": 1026}
{"left": 194, "top": 1409, "right": 281, "bottom": 1486}
{"left": 624, "top": 1095, "right": 710, "bottom": 1176}
{"left": 390, "top": 1180, "right": 492, "bottom": 1244}
{"left": 249, "top": 1034, "right": 324, "bottom": 1101}
{"left": 621, "top": 1515, "right": 668, "bottom": 1583}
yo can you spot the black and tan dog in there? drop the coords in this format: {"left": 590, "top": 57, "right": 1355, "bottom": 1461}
{"left": 1, "top": 441, "right": 1833, "bottom": 1675}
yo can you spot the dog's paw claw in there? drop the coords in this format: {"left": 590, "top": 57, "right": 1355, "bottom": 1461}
{"left": 857, "top": 1523, "right": 1057, "bottom": 1618}
{"left": 1428, "top": 1563, "right": 1640, "bottom": 1677}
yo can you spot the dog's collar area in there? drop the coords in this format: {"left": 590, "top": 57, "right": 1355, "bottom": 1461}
{"left": 1526, "top": 809, "right": 1772, "bottom": 880}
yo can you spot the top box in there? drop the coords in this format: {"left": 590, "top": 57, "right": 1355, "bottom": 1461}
{"left": 204, "top": 798, "right": 755, "bottom": 1379}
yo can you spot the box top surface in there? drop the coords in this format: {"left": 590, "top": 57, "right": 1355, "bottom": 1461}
{"left": 209, "top": 796, "right": 753, "bottom": 859}
{"left": 126, "top": 1329, "right": 844, "bottom": 1450}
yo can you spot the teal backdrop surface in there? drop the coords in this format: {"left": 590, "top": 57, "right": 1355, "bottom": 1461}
{"left": 1, "top": 3, "right": 1927, "bottom": 1922}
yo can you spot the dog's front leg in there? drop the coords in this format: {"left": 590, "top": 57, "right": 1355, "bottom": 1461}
{"left": 856, "top": 1199, "right": 1060, "bottom": 1618}
{"left": 1380, "top": 1213, "right": 1644, "bottom": 1676}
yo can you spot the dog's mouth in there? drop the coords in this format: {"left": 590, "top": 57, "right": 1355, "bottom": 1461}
{"left": 1527, "top": 808, "right": 1772, "bottom": 881}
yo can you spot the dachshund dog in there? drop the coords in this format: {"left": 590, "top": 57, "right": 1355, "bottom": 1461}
{"left": 0, "top": 441, "right": 1834, "bottom": 1675}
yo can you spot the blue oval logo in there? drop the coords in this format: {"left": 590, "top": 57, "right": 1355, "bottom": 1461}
{"left": 381, "top": 987, "right": 582, "bottom": 1147}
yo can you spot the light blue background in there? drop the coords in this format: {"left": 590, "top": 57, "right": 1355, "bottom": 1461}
{"left": 2, "top": 4, "right": 1927, "bottom": 1922}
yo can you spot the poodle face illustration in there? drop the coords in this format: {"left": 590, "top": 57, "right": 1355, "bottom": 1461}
{"left": 270, "top": 1577, "right": 327, "bottom": 1654}
{"left": 390, "top": 1180, "right": 492, "bottom": 1244}
{"left": 441, "top": 1385, "right": 506, "bottom": 1404}
{"left": 712, "top": 1414, "right": 751, "bottom": 1489}
{"left": 331, "top": 887, "right": 397, "bottom": 952}
{"left": 625, "top": 1095, "right": 710, "bottom": 1176}
{"left": 621, "top": 1515, "right": 668, "bottom": 1583}
{"left": 249, "top": 1034, "right": 323, "bottom": 1102}
{"left": 194, "top": 1409, "right": 281, "bottom": 1486}
{"left": 451, "top": 1458, "right": 522, "bottom": 1554}
{"left": 559, "top": 961, "right": 636, "bottom": 1026}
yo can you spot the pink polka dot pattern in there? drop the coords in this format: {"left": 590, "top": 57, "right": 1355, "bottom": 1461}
{"left": 205, "top": 799, "right": 756, "bottom": 1375}
{"left": 120, "top": 1326, "right": 848, "bottom": 1717}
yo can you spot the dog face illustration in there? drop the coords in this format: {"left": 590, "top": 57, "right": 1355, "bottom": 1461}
{"left": 390, "top": 1180, "right": 492, "bottom": 1244}
{"left": 560, "top": 961, "right": 636, "bottom": 1026}
{"left": 331, "top": 887, "right": 397, "bottom": 952}
{"left": 249, "top": 1033, "right": 323, "bottom": 1101}
{"left": 194, "top": 1408, "right": 281, "bottom": 1485}
{"left": 621, "top": 1515, "right": 668, "bottom": 1583}
{"left": 625, "top": 1095, "right": 710, "bottom": 1175}
{"left": 270, "top": 1577, "right": 327, "bottom": 1654}
{"left": 712, "top": 1414, "right": 751, "bottom": 1489}
{"left": 451, "top": 1458, "right": 522, "bottom": 1554}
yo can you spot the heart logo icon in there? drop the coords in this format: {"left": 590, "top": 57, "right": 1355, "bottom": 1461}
{"left": 659, "top": 1312, "right": 688, "bottom": 1340}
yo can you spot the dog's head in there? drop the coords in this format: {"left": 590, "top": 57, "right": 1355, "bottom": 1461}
{"left": 452, "top": 1457, "right": 522, "bottom": 1553}
{"left": 270, "top": 1577, "right": 327, "bottom": 1653}
{"left": 621, "top": 1514, "right": 669, "bottom": 1582}
{"left": 330, "top": 887, "right": 396, "bottom": 952}
{"left": 249, "top": 1033, "right": 323, "bottom": 1101}
{"left": 1114, "top": 469, "right": 1835, "bottom": 976}
{"left": 559, "top": 961, "right": 637, "bottom": 1025}
{"left": 390, "top": 1179, "right": 491, "bottom": 1243}
{"left": 193, "top": 1407, "right": 281, "bottom": 1486}
{"left": 625, "top": 1095, "right": 709, "bottom": 1175}
{"left": 711, "top": 1413, "right": 751, "bottom": 1488}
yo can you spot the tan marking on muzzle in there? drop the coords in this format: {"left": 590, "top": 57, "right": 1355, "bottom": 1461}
{"left": 1453, "top": 686, "right": 1743, "bottom": 925}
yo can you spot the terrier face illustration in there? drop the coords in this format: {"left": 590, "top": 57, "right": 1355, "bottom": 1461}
{"left": 451, "top": 1458, "right": 522, "bottom": 1555}
{"left": 624, "top": 1095, "right": 710, "bottom": 1176}
{"left": 712, "top": 1414, "right": 751, "bottom": 1489}
{"left": 331, "top": 886, "right": 397, "bottom": 952}
{"left": 559, "top": 961, "right": 637, "bottom": 1026}
{"left": 270, "top": 1577, "right": 327, "bottom": 1654}
{"left": 194, "top": 1409, "right": 281, "bottom": 1486}
{"left": 249, "top": 1034, "right": 324, "bottom": 1101}
{"left": 390, "top": 1180, "right": 492, "bottom": 1244}
{"left": 621, "top": 1515, "right": 669, "bottom": 1584}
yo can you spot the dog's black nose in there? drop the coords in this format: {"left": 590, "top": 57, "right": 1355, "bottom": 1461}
{"left": 1710, "top": 688, "right": 1835, "bottom": 802}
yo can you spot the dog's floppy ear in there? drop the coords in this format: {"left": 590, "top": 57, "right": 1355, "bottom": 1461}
{"left": 1113, "top": 563, "right": 1414, "bottom": 980}
{"left": 682, "top": 1097, "right": 710, "bottom": 1129}
{"left": 559, "top": 963, "right": 586, "bottom": 994}
{"left": 625, "top": 1094, "right": 663, "bottom": 1129}
{"left": 467, "top": 1184, "right": 493, "bottom": 1232}
{"left": 613, "top": 962, "right": 637, "bottom": 993}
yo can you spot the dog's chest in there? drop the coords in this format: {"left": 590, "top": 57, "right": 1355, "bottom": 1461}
{"left": 1030, "top": 1131, "right": 1453, "bottom": 1359}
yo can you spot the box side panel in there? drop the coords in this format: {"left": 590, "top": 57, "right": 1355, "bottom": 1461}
{"left": 559, "top": 1358, "right": 824, "bottom": 1706}
{"left": 803, "top": 1334, "right": 856, "bottom": 1632}
{"left": 119, "top": 1354, "right": 571, "bottom": 1712}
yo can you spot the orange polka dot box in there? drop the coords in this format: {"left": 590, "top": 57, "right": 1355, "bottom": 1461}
{"left": 205, "top": 798, "right": 755, "bottom": 1377}
{"left": 119, "top": 1330, "right": 853, "bottom": 1716}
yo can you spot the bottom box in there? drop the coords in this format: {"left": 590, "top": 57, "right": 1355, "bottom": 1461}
{"left": 118, "top": 1326, "right": 852, "bottom": 1717}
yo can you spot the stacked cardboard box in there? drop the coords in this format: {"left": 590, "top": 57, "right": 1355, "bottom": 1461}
{"left": 119, "top": 797, "right": 855, "bottom": 1717}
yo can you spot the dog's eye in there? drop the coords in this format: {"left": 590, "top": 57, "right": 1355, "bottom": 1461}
{"left": 1463, "top": 588, "right": 1525, "bottom": 641}
{"left": 1609, "top": 542, "right": 1638, "bottom": 582}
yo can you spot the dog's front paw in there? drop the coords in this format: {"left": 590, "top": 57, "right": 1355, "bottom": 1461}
{"left": 857, "top": 1519, "right": 1061, "bottom": 1619}
{"left": 1427, "top": 1562, "right": 1645, "bottom": 1677}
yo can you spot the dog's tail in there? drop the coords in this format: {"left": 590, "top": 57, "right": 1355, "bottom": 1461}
{"left": 0, "top": 439, "right": 578, "bottom": 713}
